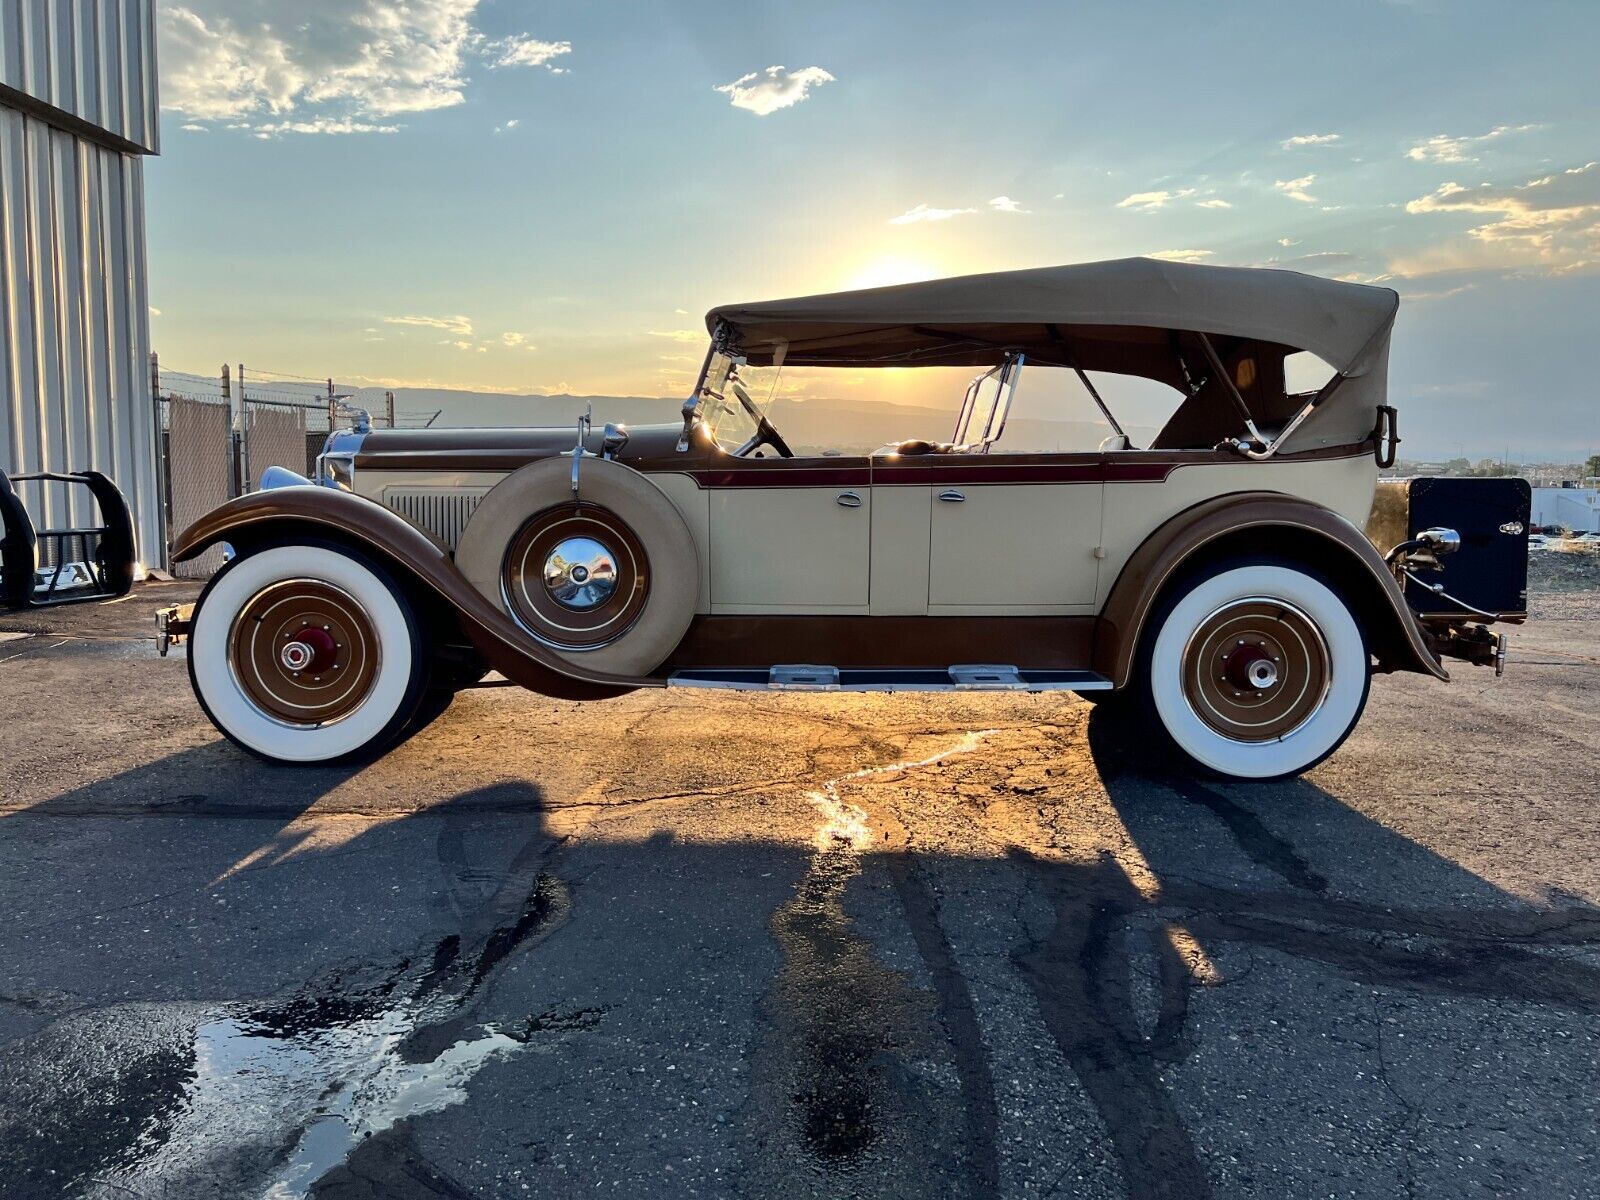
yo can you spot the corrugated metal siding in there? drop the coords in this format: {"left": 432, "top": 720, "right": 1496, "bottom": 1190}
{"left": 0, "top": 105, "right": 160, "bottom": 566}
{"left": 0, "top": 0, "right": 159, "bottom": 154}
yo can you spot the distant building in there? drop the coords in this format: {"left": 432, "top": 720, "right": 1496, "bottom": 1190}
{"left": 0, "top": 1, "right": 162, "bottom": 569}
{"left": 1532, "top": 485, "right": 1600, "bottom": 533}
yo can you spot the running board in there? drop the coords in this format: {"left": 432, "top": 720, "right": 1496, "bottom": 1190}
{"left": 666, "top": 664, "right": 1113, "bottom": 693}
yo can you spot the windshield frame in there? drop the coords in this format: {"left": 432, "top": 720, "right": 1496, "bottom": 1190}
{"left": 680, "top": 323, "right": 783, "bottom": 454}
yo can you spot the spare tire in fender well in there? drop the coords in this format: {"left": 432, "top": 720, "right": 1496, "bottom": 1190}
{"left": 453, "top": 457, "right": 700, "bottom": 677}
{"left": 1092, "top": 491, "right": 1447, "bottom": 689}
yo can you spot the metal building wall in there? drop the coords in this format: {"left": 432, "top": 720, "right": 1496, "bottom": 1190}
{"left": 0, "top": 0, "right": 160, "bottom": 155}
{"left": 0, "top": 0, "right": 161, "bottom": 567}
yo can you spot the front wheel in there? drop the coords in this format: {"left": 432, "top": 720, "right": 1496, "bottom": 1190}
{"left": 1133, "top": 560, "right": 1371, "bottom": 781}
{"left": 187, "top": 543, "right": 430, "bottom": 765}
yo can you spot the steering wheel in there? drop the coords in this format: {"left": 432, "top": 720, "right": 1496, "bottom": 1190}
{"left": 730, "top": 382, "right": 795, "bottom": 458}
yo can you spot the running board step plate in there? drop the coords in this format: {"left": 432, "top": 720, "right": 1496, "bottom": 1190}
{"left": 667, "top": 665, "right": 1113, "bottom": 693}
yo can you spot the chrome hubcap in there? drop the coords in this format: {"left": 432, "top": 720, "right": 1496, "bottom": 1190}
{"left": 543, "top": 536, "right": 618, "bottom": 610}
{"left": 1246, "top": 658, "right": 1279, "bottom": 690}
{"left": 280, "top": 641, "right": 313, "bottom": 672}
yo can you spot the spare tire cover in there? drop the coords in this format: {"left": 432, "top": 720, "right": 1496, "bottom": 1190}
{"left": 454, "top": 457, "right": 699, "bottom": 675}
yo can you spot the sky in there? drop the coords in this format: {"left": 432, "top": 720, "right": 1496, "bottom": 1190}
{"left": 147, "top": 0, "right": 1600, "bottom": 460}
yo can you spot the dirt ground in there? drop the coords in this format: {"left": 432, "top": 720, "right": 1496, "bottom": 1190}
{"left": 1, "top": 581, "right": 1597, "bottom": 1199}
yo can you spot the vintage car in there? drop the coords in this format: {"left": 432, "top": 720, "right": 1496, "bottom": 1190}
{"left": 160, "top": 259, "right": 1529, "bottom": 780}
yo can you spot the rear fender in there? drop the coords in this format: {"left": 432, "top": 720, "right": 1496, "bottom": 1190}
{"left": 1093, "top": 491, "right": 1447, "bottom": 689}
{"left": 171, "top": 487, "right": 651, "bottom": 698}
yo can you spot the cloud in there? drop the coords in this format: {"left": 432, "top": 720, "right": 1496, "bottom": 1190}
{"left": 1283, "top": 133, "right": 1340, "bottom": 148}
{"left": 1116, "top": 189, "right": 1193, "bottom": 211}
{"left": 1283, "top": 251, "right": 1357, "bottom": 267}
{"left": 1275, "top": 174, "right": 1318, "bottom": 203}
{"left": 484, "top": 36, "right": 571, "bottom": 71}
{"left": 161, "top": 2, "right": 569, "bottom": 132}
{"left": 988, "top": 196, "right": 1028, "bottom": 214}
{"left": 1278, "top": 237, "right": 1302, "bottom": 247}
{"left": 1402, "top": 281, "right": 1481, "bottom": 302}
{"left": 714, "top": 65, "right": 834, "bottom": 116}
{"left": 648, "top": 329, "right": 705, "bottom": 343}
{"left": 1407, "top": 124, "right": 1537, "bottom": 164}
{"left": 494, "top": 118, "right": 521, "bottom": 134}
{"left": 1401, "top": 162, "right": 1600, "bottom": 274}
{"left": 1148, "top": 249, "right": 1214, "bottom": 263}
{"left": 252, "top": 118, "right": 400, "bottom": 137}
{"left": 501, "top": 332, "right": 530, "bottom": 347}
{"left": 889, "top": 203, "right": 976, "bottom": 224}
{"left": 1196, "top": 198, "right": 1233, "bottom": 209}
{"left": 385, "top": 314, "right": 474, "bottom": 336}
{"left": 149, "top": 306, "right": 162, "bottom": 317}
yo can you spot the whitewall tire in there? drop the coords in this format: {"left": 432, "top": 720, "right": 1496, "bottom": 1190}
{"left": 1140, "top": 562, "right": 1369, "bottom": 781}
{"left": 188, "top": 544, "right": 428, "bottom": 765}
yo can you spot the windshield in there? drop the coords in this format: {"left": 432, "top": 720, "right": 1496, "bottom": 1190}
{"left": 690, "top": 351, "right": 783, "bottom": 453}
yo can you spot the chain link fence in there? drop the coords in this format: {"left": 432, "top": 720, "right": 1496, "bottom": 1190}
{"left": 158, "top": 395, "right": 234, "bottom": 578}
{"left": 154, "top": 365, "right": 388, "bottom": 578}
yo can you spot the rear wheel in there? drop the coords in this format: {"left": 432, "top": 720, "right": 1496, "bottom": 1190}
{"left": 1132, "top": 560, "right": 1370, "bottom": 781}
{"left": 188, "top": 543, "right": 430, "bottom": 765}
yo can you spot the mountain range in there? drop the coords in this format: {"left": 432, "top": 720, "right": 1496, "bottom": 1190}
{"left": 348, "top": 386, "right": 1150, "bottom": 455}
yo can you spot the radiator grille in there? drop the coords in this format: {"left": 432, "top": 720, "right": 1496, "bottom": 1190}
{"left": 382, "top": 488, "right": 487, "bottom": 550}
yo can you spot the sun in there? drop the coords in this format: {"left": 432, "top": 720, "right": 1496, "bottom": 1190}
{"left": 847, "top": 257, "right": 944, "bottom": 291}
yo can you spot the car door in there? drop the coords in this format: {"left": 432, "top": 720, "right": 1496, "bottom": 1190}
{"left": 922, "top": 457, "right": 1104, "bottom": 613}
{"left": 705, "top": 459, "right": 873, "bottom": 612}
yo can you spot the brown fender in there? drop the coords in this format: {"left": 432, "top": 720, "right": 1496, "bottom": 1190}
{"left": 1092, "top": 491, "right": 1447, "bottom": 689}
{"left": 170, "top": 486, "right": 657, "bottom": 699}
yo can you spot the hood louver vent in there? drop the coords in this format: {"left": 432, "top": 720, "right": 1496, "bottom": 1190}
{"left": 382, "top": 488, "right": 488, "bottom": 550}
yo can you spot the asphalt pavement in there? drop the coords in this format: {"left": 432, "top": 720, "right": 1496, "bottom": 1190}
{"left": 0, "top": 583, "right": 1597, "bottom": 1199}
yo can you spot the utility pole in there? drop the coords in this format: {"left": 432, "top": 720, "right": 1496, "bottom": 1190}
{"left": 327, "top": 377, "right": 337, "bottom": 431}
{"left": 386, "top": 390, "right": 395, "bottom": 429}
{"left": 220, "top": 363, "right": 230, "bottom": 401}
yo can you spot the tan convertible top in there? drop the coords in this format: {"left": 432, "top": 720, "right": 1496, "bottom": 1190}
{"left": 706, "top": 258, "right": 1400, "bottom": 452}
{"left": 707, "top": 257, "right": 1397, "bottom": 375}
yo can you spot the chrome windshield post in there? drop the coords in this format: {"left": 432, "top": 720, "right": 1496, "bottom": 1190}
{"left": 678, "top": 324, "right": 725, "bottom": 452}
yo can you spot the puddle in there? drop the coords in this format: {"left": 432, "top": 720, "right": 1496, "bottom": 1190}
{"left": 7, "top": 872, "right": 573, "bottom": 1199}
{"left": 63, "top": 977, "right": 526, "bottom": 1199}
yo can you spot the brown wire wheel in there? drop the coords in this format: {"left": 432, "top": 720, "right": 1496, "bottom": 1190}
{"left": 1181, "top": 598, "right": 1331, "bottom": 743}
{"left": 500, "top": 503, "right": 650, "bottom": 650}
{"left": 227, "top": 579, "right": 380, "bottom": 726}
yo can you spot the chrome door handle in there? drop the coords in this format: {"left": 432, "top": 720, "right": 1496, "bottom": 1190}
{"left": 938, "top": 489, "right": 966, "bottom": 502}
{"left": 836, "top": 490, "right": 863, "bottom": 508}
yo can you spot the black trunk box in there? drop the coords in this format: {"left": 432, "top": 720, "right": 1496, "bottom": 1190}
{"left": 1367, "top": 477, "right": 1530, "bottom": 620}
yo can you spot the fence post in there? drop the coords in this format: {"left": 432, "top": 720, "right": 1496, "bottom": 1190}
{"left": 386, "top": 391, "right": 395, "bottom": 429}
{"left": 235, "top": 363, "right": 247, "bottom": 497}
{"left": 149, "top": 351, "right": 170, "bottom": 571}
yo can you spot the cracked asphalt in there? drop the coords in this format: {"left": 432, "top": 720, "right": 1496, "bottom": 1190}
{"left": 1, "top": 582, "right": 1598, "bottom": 1199}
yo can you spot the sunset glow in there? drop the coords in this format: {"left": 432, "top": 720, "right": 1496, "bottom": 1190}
{"left": 146, "top": 0, "right": 1600, "bottom": 457}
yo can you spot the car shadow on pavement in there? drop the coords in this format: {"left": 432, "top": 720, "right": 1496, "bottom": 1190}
{"left": 1012, "top": 707, "right": 1600, "bottom": 1199}
{"left": 3, "top": 716, "right": 1600, "bottom": 1200}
